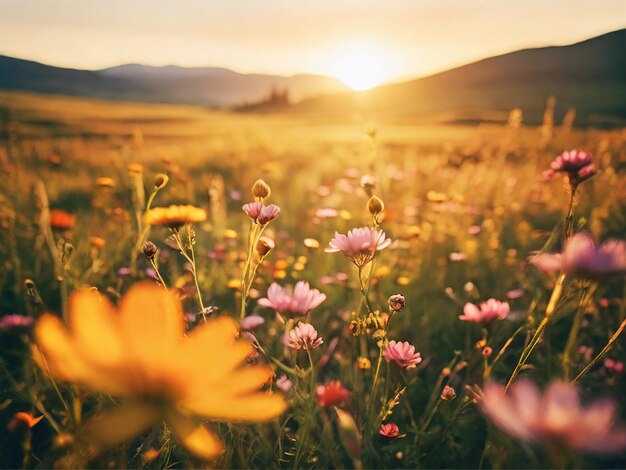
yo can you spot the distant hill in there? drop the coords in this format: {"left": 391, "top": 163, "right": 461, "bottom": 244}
{"left": 0, "top": 57, "right": 349, "bottom": 107}
{"left": 288, "top": 29, "right": 626, "bottom": 126}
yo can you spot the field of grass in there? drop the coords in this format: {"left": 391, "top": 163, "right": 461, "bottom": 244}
{"left": 0, "top": 91, "right": 625, "bottom": 468}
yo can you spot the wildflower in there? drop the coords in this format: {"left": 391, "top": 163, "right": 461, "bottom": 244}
{"left": 531, "top": 232, "right": 626, "bottom": 279}
{"left": 34, "top": 284, "right": 286, "bottom": 460}
{"left": 241, "top": 315, "right": 265, "bottom": 331}
{"left": 89, "top": 236, "right": 106, "bottom": 249}
{"left": 49, "top": 209, "right": 76, "bottom": 231}
{"left": 256, "top": 236, "right": 275, "bottom": 256}
{"left": 316, "top": 381, "right": 350, "bottom": 407}
{"left": 460, "top": 299, "right": 510, "bottom": 323}
{"left": 482, "top": 346, "right": 493, "bottom": 357}
{"left": 127, "top": 163, "right": 143, "bottom": 174}
{"left": 481, "top": 379, "right": 626, "bottom": 455}
{"left": 142, "top": 241, "right": 157, "bottom": 259}
{"left": 144, "top": 205, "right": 207, "bottom": 228}
{"left": 383, "top": 341, "right": 422, "bottom": 369}
{"left": 8, "top": 412, "right": 44, "bottom": 434}
{"left": 0, "top": 314, "right": 34, "bottom": 332}
{"left": 242, "top": 201, "right": 262, "bottom": 220}
{"left": 545, "top": 150, "right": 596, "bottom": 186}
{"left": 604, "top": 358, "right": 624, "bottom": 374}
{"left": 258, "top": 281, "right": 326, "bottom": 317}
{"left": 506, "top": 288, "right": 525, "bottom": 300}
{"left": 326, "top": 227, "right": 392, "bottom": 267}
{"left": 258, "top": 204, "right": 280, "bottom": 224}
{"left": 388, "top": 294, "right": 405, "bottom": 312}
{"left": 96, "top": 177, "right": 115, "bottom": 188}
{"left": 379, "top": 423, "right": 399, "bottom": 438}
{"left": 252, "top": 179, "right": 271, "bottom": 199}
{"left": 287, "top": 322, "right": 323, "bottom": 350}
{"left": 358, "top": 357, "right": 372, "bottom": 369}
{"left": 441, "top": 385, "right": 457, "bottom": 401}
{"left": 303, "top": 238, "right": 320, "bottom": 249}
{"left": 276, "top": 374, "right": 293, "bottom": 392}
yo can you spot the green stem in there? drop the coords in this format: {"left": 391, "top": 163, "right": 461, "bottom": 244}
{"left": 505, "top": 273, "right": 566, "bottom": 391}
{"left": 572, "top": 317, "right": 626, "bottom": 384}
{"left": 562, "top": 284, "right": 594, "bottom": 380}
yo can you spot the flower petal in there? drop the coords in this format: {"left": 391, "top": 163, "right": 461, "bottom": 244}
{"left": 183, "top": 392, "right": 287, "bottom": 422}
{"left": 168, "top": 410, "right": 223, "bottom": 460}
{"left": 85, "top": 401, "right": 160, "bottom": 452}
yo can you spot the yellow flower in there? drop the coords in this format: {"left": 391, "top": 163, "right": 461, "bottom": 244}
{"left": 34, "top": 283, "right": 286, "bottom": 460}
{"left": 95, "top": 177, "right": 115, "bottom": 188}
{"left": 144, "top": 205, "right": 207, "bottom": 228}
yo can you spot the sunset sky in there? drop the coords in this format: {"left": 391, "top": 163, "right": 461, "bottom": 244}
{"left": 1, "top": 0, "right": 625, "bottom": 89}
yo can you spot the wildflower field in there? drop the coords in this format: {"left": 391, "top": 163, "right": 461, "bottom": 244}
{"left": 1, "top": 90, "right": 625, "bottom": 469}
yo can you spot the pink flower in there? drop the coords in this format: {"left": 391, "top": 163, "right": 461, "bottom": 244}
{"left": 551, "top": 149, "right": 593, "bottom": 172}
{"left": 326, "top": 227, "right": 392, "bottom": 267}
{"left": 276, "top": 374, "right": 293, "bottom": 392}
{"left": 242, "top": 201, "right": 263, "bottom": 220}
{"left": 241, "top": 315, "right": 265, "bottom": 331}
{"left": 287, "top": 322, "right": 323, "bottom": 350}
{"left": 379, "top": 423, "right": 399, "bottom": 438}
{"left": 460, "top": 299, "right": 510, "bottom": 323}
{"left": 383, "top": 340, "right": 422, "bottom": 369}
{"left": 0, "top": 314, "right": 34, "bottom": 332}
{"left": 258, "top": 204, "right": 281, "bottom": 224}
{"left": 258, "top": 281, "right": 326, "bottom": 316}
{"left": 545, "top": 150, "right": 596, "bottom": 186}
{"left": 316, "top": 380, "right": 350, "bottom": 407}
{"left": 481, "top": 379, "right": 626, "bottom": 455}
{"left": 531, "top": 232, "right": 626, "bottom": 279}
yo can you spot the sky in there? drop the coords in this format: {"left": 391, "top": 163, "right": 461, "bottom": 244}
{"left": 1, "top": 0, "right": 626, "bottom": 89}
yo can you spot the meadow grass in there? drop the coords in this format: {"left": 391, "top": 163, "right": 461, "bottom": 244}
{"left": 0, "top": 91, "right": 625, "bottom": 468}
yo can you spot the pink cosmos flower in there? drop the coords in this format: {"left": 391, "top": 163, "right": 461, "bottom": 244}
{"left": 287, "top": 322, "right": 323, "bottom": 350}
{"left": 242, "top": 201, "right": 263, "bottom": 220}
{"left": 316, "top": 380, "right": 350, "bottom": 407}
{"left": 258, "top": 204, "right": 281, "bottom": 224}
{"left": 241, "top": 315, "right": 265, "bottom": 331}
{"left": 544, "top": 150, "right": 596, "bottom": 186}
{"left": 531, "top": 232, "right": 626, "bottom": 279}
{"left": 326, "top": 227, "right": 392, "bottom": 267}
{"left": 383, "top": 340, "right": 422, "bottom": 369}
{"left": 258, "top": 281, "right": 326, "bottom": 316}
{"left": 460, "top": 299, "right": 510, "bottom": 323}
{"left": 481, "top": 379, "right": 626, "bottom": 455}
{"left": 379, "top": 423, "right": 399, "bottom": 438}
{"left": 551, "top": 149, "right": 593, "bottom": 172}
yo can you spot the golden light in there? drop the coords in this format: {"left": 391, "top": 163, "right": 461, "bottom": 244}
{"left": 327, "top": 43, "right": 389, "bottom": 91}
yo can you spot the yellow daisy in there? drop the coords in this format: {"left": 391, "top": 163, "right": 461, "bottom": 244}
{"left": 143, "top": 205, "right": 207, "bottom": 228}
{"left": 34, "top": 283, "right": 286, "bottom": 460}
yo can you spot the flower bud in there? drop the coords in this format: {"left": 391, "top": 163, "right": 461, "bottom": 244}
{"left": 388, "top": 294, "right": 405, "bottom": 312}
{"left": 154, "top": 173, "right": 169, "bottom": 190}
{"left": 441, "top": 385, "right": 457, "bottom": 401}
{"left": 357, "top": 357, "right": 372, "bottom": 369}
{"left": 482, "top": 346, "right": 493, "bottom": 357}
{"left": 142, "top": 241, "right": 158, "bottom": 259}
{"left": 256, "top": 236, "right": 275, "bottom": 256}
{"left": 252, "top": 179, "right": 271, "bottom": 199}
{"left": 368, "top": 195, "right": 384, "bottom": 215}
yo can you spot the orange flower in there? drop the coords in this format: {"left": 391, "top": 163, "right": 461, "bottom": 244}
{"left": 95, "top": 177, "right": 115, "bottom": 188}
{"left": 8, "top": 412, "right": 44, "bottom": 434}
{"left": 49, "top": 209, "right": 76, "bottom": 231}
{"left": 144, "top": 205, "right": 207, "bottom": 228}
{"left": 34, "top": 283, "right": 286, "bottom": 460}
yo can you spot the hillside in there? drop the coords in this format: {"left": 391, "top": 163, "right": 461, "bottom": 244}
{"left": 0, "top": 57, "right": 349, "bottom": 107}
{"left": 289, "top": 29, "right": 626, "bottom": 126}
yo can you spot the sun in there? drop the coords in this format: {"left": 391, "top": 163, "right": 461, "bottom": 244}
{"left": 327, "top": 43, "right": 388, "bottom": 91}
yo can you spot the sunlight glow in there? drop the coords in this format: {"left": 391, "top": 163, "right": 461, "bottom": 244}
{"left": 327, "top": 43, "right": 389, "bottom": 91}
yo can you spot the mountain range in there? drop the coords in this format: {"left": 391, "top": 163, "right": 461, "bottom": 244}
{"left": 1, "top": 28, "right": 625, "bottom": 126}
{"left": 0, "top": 57, "right": 349, "bottom": 106}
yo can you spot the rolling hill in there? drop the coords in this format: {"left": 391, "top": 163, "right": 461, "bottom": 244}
{"left": 288, "top": 28, "right": 626, "bottom": 126}
{"left": 0, "top": 57, "right": 349, "bottom": 107}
